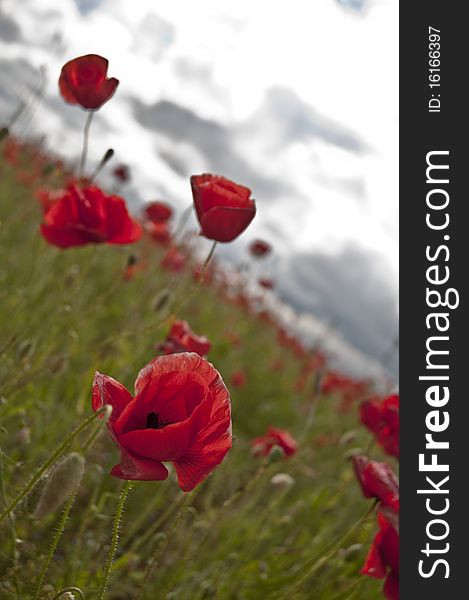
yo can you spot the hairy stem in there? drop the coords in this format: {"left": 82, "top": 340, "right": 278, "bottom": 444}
{"left": 97, "top": 480, "right": 134, "bottom": 600}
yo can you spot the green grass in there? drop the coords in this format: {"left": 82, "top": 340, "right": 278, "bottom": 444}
{"left": 0, "top": 144, "right": 383, "bottom": 599}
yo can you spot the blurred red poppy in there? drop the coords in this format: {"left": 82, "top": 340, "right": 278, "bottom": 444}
{"left": 352, "top": 455, "right": 399, "bottom": 511}
{"left": 40, "top": 184, "right": 141, "bottom": 248}
{"left": 251, "top": 427, "right": 298, "bottom": 458}
{"left": 161, "top": 247, "right": 186, "bottom": 272}
{"left": 92, "top": 353, "right": 232, "bottom": 492}
{"left": 146, "top": 222, "right": 172, "bottom": 246}
{"left": 59, "top": 54, "right": 119, "bottom": 110}
{"left": 362, "top": 511, "right": 399, "bottom": 600}
{"left": 230, "top": 370, "right": 247, "bottom": 388}
{"left": 113, "top": 164, "right": 130, "bottom": 183}
{"left": 249, "top": 239, "right": 272, "bottom": 257}
{"left": 157, "top": 320, "right": 212, "bottom": 357}
{"left": 144, "top": 201, "right": 173, "bottom": 224}
{"left": 360, "top": 394, "right": 399, "bottom": 459}
{"left": 190, "top": 174, "right": 256, "bottom": 243}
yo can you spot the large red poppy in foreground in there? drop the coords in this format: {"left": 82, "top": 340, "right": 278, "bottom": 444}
{"left": 59, "top": 54, "right": 119, "bottom": 110}
{"left": 92, "top": 353, "right": 232, "bottom": 492}
{"left": 40, "top": 185, "right": 141, "bottom": 248}
{"left": 190, "top": 174, "right": 256, "bottom": 243}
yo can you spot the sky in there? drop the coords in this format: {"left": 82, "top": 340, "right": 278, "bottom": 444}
{"left": 0, "top": 0, "right": 399, "bottom": 380}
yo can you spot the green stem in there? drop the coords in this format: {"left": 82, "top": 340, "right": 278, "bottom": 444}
{"left": 0, "top": 446, "right": 20, "bottom": 598}
{"left": 97, "top": 480, "right": 134, "bottom": 600}
{"left": 33, "top": 492, "right": 77, "bottom": 600}
{"left": 135, "top": 489, "right": 198, "bottom": 599}
{"left": 0, "top": 405, "right": 111, "bottom": 526}
{"left": 78, "top": 111, "right": 94, "bottom": 178}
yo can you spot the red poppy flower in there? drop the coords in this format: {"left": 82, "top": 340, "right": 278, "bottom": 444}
{"left": 360, "top": 394, "right": 399, "bottom": 459}
{"left": 92, "top": 353, "right": 232, "bottom": 492}
{"left": 157, "top": 320, "right": 212, "bottom": 357}
{"left": 146, "top": 222, "right": 172, "bottom": 246}
{"left": 144, "top": 201, "right": 173, "bottom": 224}
{"left": 249, "top": 239, "right": 272, "bottom": 257}
{"left": 352, "top": 455, "right": 399, "bottom": 511}
{"left": 362, "top": 511, "right": 399, "bottom": 600}
{"left": 161, "top": 247, "right": 186, "bottom": 272}
{"left": 59, "top": 54, "right": 119, "bottom": 110}
{"left": 190, "top": 174, "right": 256, "bottom": 243}
{"left": 251, "top": 427, "right": 298, "bottom": 458}
{"left": 113, "top": 164, "right": 130, "bottom": 183}
{"left": 230, "top": 370, "right": 247, "bottom": 388}
{"left": 40, "top": 184, "right": 141, "bottom": 248}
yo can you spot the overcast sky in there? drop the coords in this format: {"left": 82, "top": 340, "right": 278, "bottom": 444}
{"left": 0, "top": 0, "right": 398, "bottom": 379}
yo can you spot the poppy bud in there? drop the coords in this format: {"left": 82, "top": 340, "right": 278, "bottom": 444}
{"left": 268, "top": 445, "right": 285, "bottom": 463}
{"left": 339, "top": 430, "right": 359, "bottom": 446}
{"left": 270, "top": 473, "right": 295, "bottom": 488}
{"left": 127, "top": 254, "right": 138, "bottom": 267}
{"left": 17, "top": 339, "right": 35, "bottom": 361}
{"left": 342, "top": 543, "right": 364, "bottom": 562}
{"left": 0, "top": 127, "right": 8, "bottom": 141}
{"left": 32, "top": 453, "right": 85, "bottom": 519}
{"left": 153, "top": 289, "right": 172, "bottom": 312}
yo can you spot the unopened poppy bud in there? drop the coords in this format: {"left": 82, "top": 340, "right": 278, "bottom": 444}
{"left": 32, "top": 453, "right": 85, "bottom": 519}
{"left": 268, "top": 445, "right": 285, "bottom": 463}
{"left": 339, "top": 430, "right": 359, "bottom": 446}
{"left": 17, "top": 339, "right": 35, "bottom": 361}
{"left": 103, "top": 148, "right": 114, "bottom": 163}
{"left": 343, "top": 447, "right": 364, "bottom": 460}
{"left": 342, "top": 543, "right": 364, "bottom": 562}
{"left": 0, "top": 127, "right": 8, "bottom": 141}
{"left": 270, "top": 473, "right": 295, "bottom": 488}
{"left": 153, "top": 288, "right": 172, "bottom": 312}
{"left": 127, "top": 254, "right": 138, "bottom": 267}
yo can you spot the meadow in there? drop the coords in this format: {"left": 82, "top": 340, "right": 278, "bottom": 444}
{"left": 0, "top": 55, "right": 398, "bottom": 600}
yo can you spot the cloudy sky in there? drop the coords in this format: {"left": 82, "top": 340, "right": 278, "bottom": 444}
{"left": 0, "top": 0, "right": 398, "bottom": 379}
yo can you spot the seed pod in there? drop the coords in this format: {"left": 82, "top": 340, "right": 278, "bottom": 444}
{"left": 32, "top": 453, "right": 85, "bottom": 519}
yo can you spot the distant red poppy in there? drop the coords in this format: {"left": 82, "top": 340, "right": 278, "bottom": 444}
{"left": 360, "top": 394, "right": 399, "bottom": 459}
{"left": 92, "top": 353, "right": 232, "bottom": 492}
{"left": 362, "top": 511, "right": 399, "bottom": 600}
{"left": 146, "top": 222, "right": 172, "bottom": 246}
{"left": 190, "top": 174, "right": 256, "bottom": 243}
{"left": 144, "top": 201, "right": 173, "bottom": 224}
{"left": 230, "top": 370, "right": 247, "bottom": 388}
{"left": 251, "top": 427, "right": 298, "bottom": 458}
{"left": 157, "top": 320, "right": 212, "bottom": 357}
{"left": 113, "top": 164, "right": 130, "bottom": 183}
{"left": 249, "top": 239, "right": 272, "bottom": 257}
{"left": 352, "top": 455, "right": 399, "bottom": 511}
{"left": 40, "top": 184, "right": 141, "bottom": 248}
{"left": 258, "top": 278, "right": 274, "bottom": 290}
{"left": 161, "top": 247, "right": 186, "bottom": 272}
{"left": 59, "top": 54, "right": 119, "bottom": 110}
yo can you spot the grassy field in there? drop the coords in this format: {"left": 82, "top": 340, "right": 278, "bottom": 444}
{"left": 0, "top": 142, "right": 385, "bottom": 599}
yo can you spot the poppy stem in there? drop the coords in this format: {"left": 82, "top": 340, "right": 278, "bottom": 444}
{"left": 0, "top": 405, "right": 111, "bottom": 526}
{"left": 202, "top": 240, "right": 218, "bottom": 271}
{"left": 97, "top": 480, "right": 134, "bottom": 600}
{"left": 78, "top": 111, "right": 94, "bottom": 178}
{"left": 0, "top": 446, "right": 20, "bottom": 598}
{"left": 32, "top": 492, "right": 78, "bottom": 600}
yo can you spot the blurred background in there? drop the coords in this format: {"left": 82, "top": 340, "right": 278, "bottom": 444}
{"left": 0, "top": 0, "right": 398, "bottom": 381}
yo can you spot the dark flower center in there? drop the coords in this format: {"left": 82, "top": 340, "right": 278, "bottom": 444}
{"left": 145, "top": 411, "right": 170, "bottom": 429}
